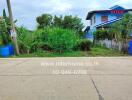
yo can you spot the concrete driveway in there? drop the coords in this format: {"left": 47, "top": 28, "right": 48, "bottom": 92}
{"left": 0, "top": 57, "right": 132, "bottom": 100}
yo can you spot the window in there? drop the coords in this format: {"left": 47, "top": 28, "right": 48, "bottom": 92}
{"left": 101, "top": 16, "right": 108, "bottom": 22}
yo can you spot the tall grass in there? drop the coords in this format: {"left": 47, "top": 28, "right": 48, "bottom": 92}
{"left": 17, "top": 27, "right": 80, "bottom": 54}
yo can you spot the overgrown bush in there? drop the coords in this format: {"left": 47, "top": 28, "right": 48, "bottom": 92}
{"left": 0, "top": 35, "right": 2, "bottom": 45}
{"left": 74, "top": 39, "right": 92, "bottom": 51}
{"left": 0, "top": 20, "right": 11, "bottom": 46}
{"left": 17, "top": 27, "right": 80, "bottom": 54}
{"left": 33, "top": 27, "right": 79, "bottom": 53}
{"left": 30, "top": 29, "right": 49, "bottom": 52}
{"left": 17, "top": 27, "right": 34, "bottom": 54}
{"left": 94, "top": 29, "right": 109, "bottom": 40}
{"left": 47, "top": 27, "right": 79, "bottom": 53}
{"left": 40, "top": 43, "right": 52, "bottom": 51}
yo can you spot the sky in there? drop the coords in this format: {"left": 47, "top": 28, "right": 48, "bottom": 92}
{"left": 0, "top": 0, "right": 132, "bottom": 30}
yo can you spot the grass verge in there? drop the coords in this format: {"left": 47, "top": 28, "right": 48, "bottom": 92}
{"left": 13, "top": 47, "right": 129, "bottom": 57}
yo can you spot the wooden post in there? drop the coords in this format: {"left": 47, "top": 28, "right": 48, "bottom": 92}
{"left": 6, "top": 0, "right": 20, "bottom": 55}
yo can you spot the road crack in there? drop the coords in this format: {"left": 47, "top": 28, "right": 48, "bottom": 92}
{"left": 90, "top": 76, "right": 104, "bottom": 100}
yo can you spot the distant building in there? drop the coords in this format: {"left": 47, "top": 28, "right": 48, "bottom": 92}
{"left": 85, "top": 5, "right": 132, "bottom": 41}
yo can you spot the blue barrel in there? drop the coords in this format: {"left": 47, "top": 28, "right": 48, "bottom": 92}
{"left": 8, "top": 44, "right": 15, "bottom": 55}
{"left": 128, "top": 40, "right": 132, "bottom": 55}
{"left": 0, "top": 46, "right": 1, "bottom": 57}
{"left": 0, "top": 46, "right": 10, "bottom": 57}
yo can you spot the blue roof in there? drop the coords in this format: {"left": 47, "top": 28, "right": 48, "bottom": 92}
{"left": 110, "top": 5, "right": 125, "bottom": 10}
{"left": 86, "top": 5, "right": 132, "bottom": 20}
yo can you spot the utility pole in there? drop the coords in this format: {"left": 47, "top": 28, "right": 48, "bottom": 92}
{"left": 6, "top": 0, "right": 20, "bottom": 55}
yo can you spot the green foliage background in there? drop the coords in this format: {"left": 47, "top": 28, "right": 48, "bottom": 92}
{"left": 36, "top": 14, "right": 84, "bottom": 33}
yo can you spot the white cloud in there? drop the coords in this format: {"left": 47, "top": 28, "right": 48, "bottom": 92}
{"left": 114, "top": 0, "right": 132, "bottom": 8}
{"left": 40, "top": 0, "right": 72, "bottom": 12}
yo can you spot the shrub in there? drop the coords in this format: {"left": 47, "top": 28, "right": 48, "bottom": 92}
{"left": 0, "top": 20, "right": 11, "bottom": 46}
{"left": 74, "top": 39, "right": 92, "bottom": 51}
{"left": 17, "top": 27, "right": 80, "bottom": 54}
{"left": 94, "top": 29, "right": 108, "bottom": 40}
{"left": 47, "top": 27, "right": 79, "bottom": 53}
{"left": 17, "top": 27, "right": 34, "bottom": 54}
{"left": 33, "top": 27, "right": 79, "bottom": 53}
{"left": 0, "top": 35, "right": 2, "bottom": 45}
{"left": 30, "top": 29, "right": 49, "bottom": 52}
{"left": 40, "top": 43, "right": 52, "bottom": 51}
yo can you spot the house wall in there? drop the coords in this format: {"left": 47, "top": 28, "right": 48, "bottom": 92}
{"left": 86, "top": 9, "right": 127, "bottom": 41}
{"left": 88, "top": 12, "right": 123, "bottom": 38}
{"left": 94, "top": 12, "right": 118, "bottom": 27}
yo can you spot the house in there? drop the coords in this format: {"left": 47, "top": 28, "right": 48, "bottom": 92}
{"left": 85, "top": 5, "right": 132, "bottom": 41}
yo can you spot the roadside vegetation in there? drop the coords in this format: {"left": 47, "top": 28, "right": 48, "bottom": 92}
{"left": 14, "top": 47, "right": 127, "bottom": 57}
{"left": 0, "top": 11, "right": 131, "bottom": 57}
{"left": 16, "top": 14, "right": 93, "bottom": 56}
{"left": 94, "top": 13, "right": 132, "bottom": 54}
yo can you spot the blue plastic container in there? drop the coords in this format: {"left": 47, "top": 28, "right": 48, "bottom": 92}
{"left": 8, "top": 44, "right": 15, "bottom": 55}
{"left": 128, "top": 40, "right": 132, "bottom": 55}
{"left": 0, "top": 47, "right": 1, "bottom": 57}
{"left": 0, "top": 46, "right": 10, "bottom": 57}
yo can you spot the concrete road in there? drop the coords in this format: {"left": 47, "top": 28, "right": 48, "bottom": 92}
{"left": 0, "top": 57, "right": 132, "bottom": 100}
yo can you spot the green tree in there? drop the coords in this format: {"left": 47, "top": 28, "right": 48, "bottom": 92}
{"left": 36, "top": 14, "right": 53, "bottom": 29}
{"left": 63, "top": 15, "right": 84, "bottom": 32}
{"left": 36, "top": 14, "right": 84, "bottom": 33}
{"left": 109, "top": 13, "right": 132, "bottom": 53}
{"left": 53, "top": 15, "right": 63, "bottom": 27}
